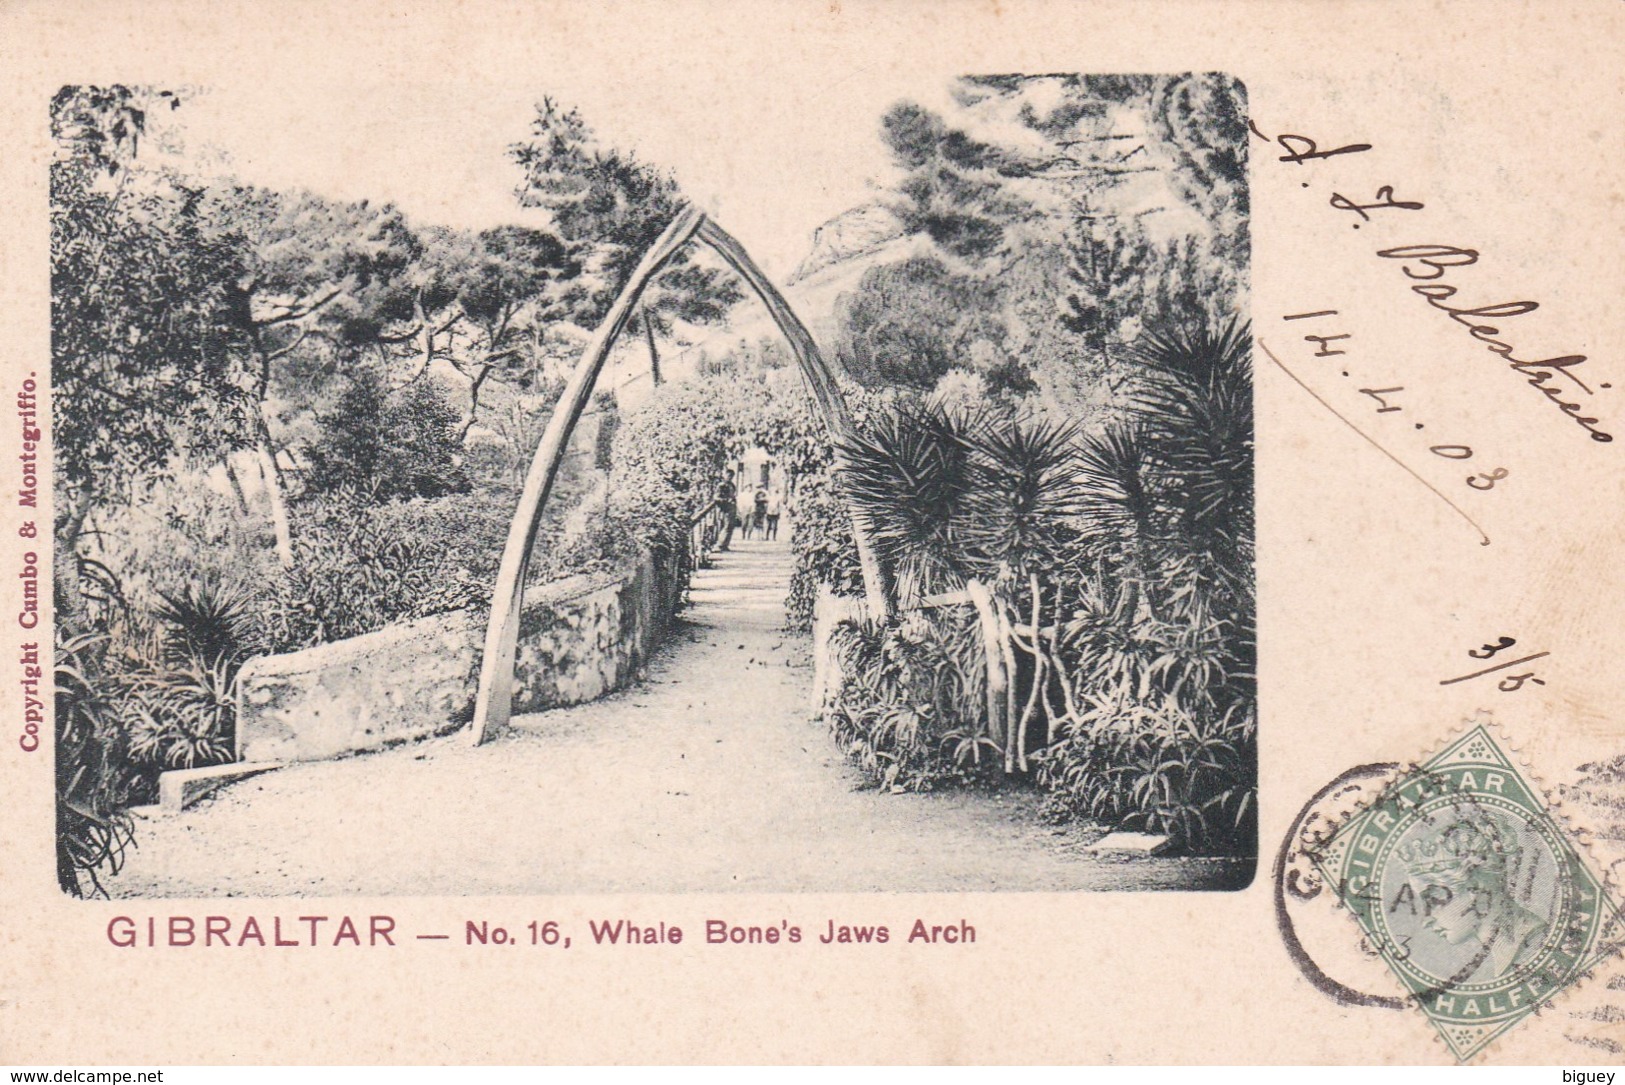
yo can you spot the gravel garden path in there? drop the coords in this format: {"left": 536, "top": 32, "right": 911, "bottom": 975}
{"left": 109, "top": 538, "right": 1248, "bottom": 897}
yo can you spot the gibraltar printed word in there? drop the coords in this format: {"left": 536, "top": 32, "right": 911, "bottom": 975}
{"left": 1312, "top": 727, "right": 1624, "bottom": 1061}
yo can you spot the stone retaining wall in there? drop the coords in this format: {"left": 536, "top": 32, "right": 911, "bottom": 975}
{"left": 810, "top": 585, "right": 868, "bottom": 709}
{"left": 510, "top": 556, "right": 680, "bottom": 715}
{"left": 236, "top": 552, "right": 679, "bottom": 762}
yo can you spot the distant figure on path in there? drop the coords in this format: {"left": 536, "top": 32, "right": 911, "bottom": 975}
{"left": 751, "top": 487, "right": 769, "bottom": 539}
{"left": 765, "top": 485, "right": 782, "bottom": 540}
{"left": 716, "top": 476, "right": 737, "bottom": 551}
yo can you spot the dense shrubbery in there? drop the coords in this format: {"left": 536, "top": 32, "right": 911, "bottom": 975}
{"left": 534, "top": 498, "right": 652, "bottom": 585}
{"left": 780, "top": 381, "right": 891, "bottom": 632}
{"left": 55, "top": 631, "right": 137, "bottom": 897}
{"left": 784, "top": 466, "right": 864, "bottom": 633}
{"left": 814, "top": 318, "right": 1256, "bottom": 856}
{"left": 53, "top": 570, "right": 262, "bottom": 897}
{"left": 302, "top": 372, "right": 472, "bottom": 501}
{"left": 785, "top": 77, "right": 1256, "bottom": 856}
{"left": 609, "top": 368, "right": 840, "bottom": 599}
{"left": 606, "top": 379, "right": 734, "bottom": 556}
{"left": 1037, "top": 690, "right": 1255, "bottom": 855}
{"left": 53, "top": 397, "right": 620, "bottom": 894}
{"left": 826, "top": 613, "right": 998, "bottom": 792}
{"left": 52, "top": 379, "right": 603, "bottom": 895}
{"left": 261, "top": 490, "right": 512, "bottom": 650}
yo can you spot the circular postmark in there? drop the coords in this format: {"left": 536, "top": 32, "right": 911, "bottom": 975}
{"left": 1372, "top": 797, "right": 1567, "bottom": 989}
{"left": 1278, "top": 726, "right": 1622, "bottom": 1061}
{"left": 1275, "top": 761, "right": 1414, "bottom": 1009}
{"left": 1332, "top": 774, "right": 1606, "bottom": 1025}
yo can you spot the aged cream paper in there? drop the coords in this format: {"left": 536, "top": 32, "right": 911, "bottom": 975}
{"left": 2, "top": 0, "right": 1623, "bottom": 1065}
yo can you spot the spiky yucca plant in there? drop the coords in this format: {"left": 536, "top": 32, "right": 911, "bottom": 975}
{"left": 963, "top": 415, "right": 1088, "bottom": 576}
{"left": 154, "top": 578, "right": 260, "bottom": 670}
{"left": 1035, "top": 316, "right": 1256, "bottom": 854}
{"left": 835, "top": 403, "right": 985, "bottom": 600}
{"left": 1130, "top": 316, "right": 1253, "bottom": 564}
{"left": 826, "top": 318, "right": 1255, "bottom": 853}
{"left": 837, "top": 403, "right": 1091, "bottom": 596}
{"left": 834, "top": 403, "right": 1095, "bottom": 774}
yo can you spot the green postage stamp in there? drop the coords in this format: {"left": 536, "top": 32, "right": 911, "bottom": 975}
{"left": 1311, "top": 726, "right": 1625, "bottom": 1061}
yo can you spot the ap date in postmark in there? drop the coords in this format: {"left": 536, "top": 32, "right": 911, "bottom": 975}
{"left": 1308, "top": 726, "right": 1624, "bottom": 1061}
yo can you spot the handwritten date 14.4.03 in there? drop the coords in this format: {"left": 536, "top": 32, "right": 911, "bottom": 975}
{"left": 1260, "top": 315, "right": 1501, "bottom": 547}
{"left": 1282, "top": 309, "right": 1508, "bottom": 492}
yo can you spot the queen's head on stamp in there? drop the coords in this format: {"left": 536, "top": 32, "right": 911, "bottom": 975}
{"left": 1395, "top": 809, "right": 1552, "bottom": 981}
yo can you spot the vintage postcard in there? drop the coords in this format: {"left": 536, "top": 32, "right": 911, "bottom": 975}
{"left": 1, "top": 0, "right": 1622, "bottom": 1066}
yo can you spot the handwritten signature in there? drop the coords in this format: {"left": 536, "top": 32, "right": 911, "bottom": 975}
{"left": 1251, "top": 121, "right": 1612, "bottom": 445}
{"left": 1375, "top": 244, "right": 1611, "bottom": 443}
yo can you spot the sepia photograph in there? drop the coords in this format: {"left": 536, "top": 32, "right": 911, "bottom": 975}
{"left": 11, "top": 0, "right": 1625, "bottom": 1068}
{"left": 49, "top": 72, "right": 1254, "bottom": 897}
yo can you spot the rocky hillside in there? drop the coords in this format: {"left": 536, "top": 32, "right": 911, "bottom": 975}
{"left": 787, "top": 203, "right": 906, "bottom": 286}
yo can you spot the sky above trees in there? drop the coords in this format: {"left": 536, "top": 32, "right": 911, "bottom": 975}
{"left": 164, "top": 77, "right": 959, "bottom": 281}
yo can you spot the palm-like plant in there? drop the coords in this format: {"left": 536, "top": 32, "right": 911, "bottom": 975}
{"left": 835, "top": 402, "right": 985, "bottom": 600}
{"left": 1035, "top": 315, "right": 1256, "bottom": 854}
{"left": 1069, "top": 317, "right": 1253, "bottom": 615}
{"left": 1130, "top": 316, "right": 1253, "bottom": 563}
{"left": 836, "top": 402, "right": 1098, "bottom": 773}
{"left": 838, "top": 403, "right": 1095, "bottom": 595}
{"left": 963, "top": 415, "right": 1087, "bottom": 575}
{"left": 1073, "top": 423, "right": 1156, "bottom": 558}
{"left": 823, "top": 316, "right": 1255, "bottom": 851}
{"left": 154, "top": 578, "right": 259, "bottom": 670}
